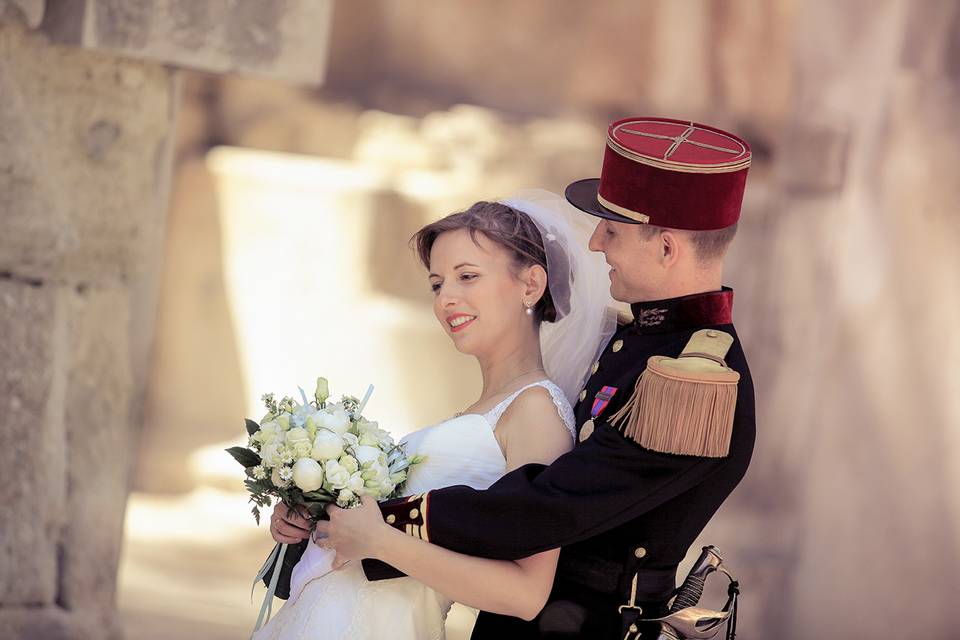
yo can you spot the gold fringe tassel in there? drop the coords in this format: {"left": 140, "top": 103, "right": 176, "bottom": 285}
{"left": 609, "top": 357, "right": 739, "bottom": 457}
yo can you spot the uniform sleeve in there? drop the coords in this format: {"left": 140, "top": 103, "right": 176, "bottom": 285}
{"left": 421, "top": 424, "right": 732, "bottom": 559}
{"left": 361, "top": 420, "right": 746, "bottom": 581}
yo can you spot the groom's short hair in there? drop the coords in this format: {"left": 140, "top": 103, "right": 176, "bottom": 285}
{"left": 637, "top": 223, "right": 738, "bottom": 264}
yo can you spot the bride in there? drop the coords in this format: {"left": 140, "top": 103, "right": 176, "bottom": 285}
{"left": 253, "top": 190, "right": 615, "bottom": 639}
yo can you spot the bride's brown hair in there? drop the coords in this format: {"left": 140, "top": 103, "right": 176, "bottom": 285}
{"left": 411, "top": 201, "right": 559, "bottom": 323}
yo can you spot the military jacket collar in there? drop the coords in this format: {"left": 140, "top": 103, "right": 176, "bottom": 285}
{"left": 628, "top": 287, "right": 733, "bottom": 334}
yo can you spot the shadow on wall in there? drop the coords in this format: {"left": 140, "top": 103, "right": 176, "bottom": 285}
{"left": 135, "top": 157, "right": 247, "bottom": 493}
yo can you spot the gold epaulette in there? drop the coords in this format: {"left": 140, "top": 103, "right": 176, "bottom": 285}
{"left": 609, "top": 330, "right": 739, "bottom": 457}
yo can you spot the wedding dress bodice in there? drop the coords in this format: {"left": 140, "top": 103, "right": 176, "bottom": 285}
{"left": 253, "top": 379, "right": 572, "bottom": 640}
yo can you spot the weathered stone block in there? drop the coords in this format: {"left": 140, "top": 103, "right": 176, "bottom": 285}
{"left": 0, "top": 21, "right": 177, "bottom": 286}
{"left": 40, "top": 0, "right": 333, "bottom": 84}
{"left": 0, "top": 279, "right": 66, "bottom": 605}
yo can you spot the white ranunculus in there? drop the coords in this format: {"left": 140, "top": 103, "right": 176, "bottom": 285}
{"left": 362, "top": 461, "right": 389, "bottom": 485}
{"left": 324, "top": 460, "right": 351, "bottom": 490}
{"left": 286, "top": 427, "right": 313, "bottom": 457}
{"left": 339, "top": 454, "right": 359, "bottom": 474}
{"left": 292, "top": 458, "right": 324, "bottom": 492}
{"left": 318, "top": 404, "right": 351, "bottom": 435}
{"left": 260, "top": 442, "right": 283, "bottom": 467}
{"left": 311, "top": 430, "right": 345, "bottom": 461}
{"left": 354, "top": 445, "right": 383, "bottom": 467}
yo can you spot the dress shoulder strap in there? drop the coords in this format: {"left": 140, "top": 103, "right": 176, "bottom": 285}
{"left": 483, "top": 380, "right": 577, "bottom": 439}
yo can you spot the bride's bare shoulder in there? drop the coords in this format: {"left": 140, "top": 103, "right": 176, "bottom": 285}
{"left": 496, "top": 385, "right": 572, "bottom": 469}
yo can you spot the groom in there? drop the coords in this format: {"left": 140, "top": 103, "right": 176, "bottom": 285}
{"left": 320, "top": 116, "right": 756, "bottom": 638}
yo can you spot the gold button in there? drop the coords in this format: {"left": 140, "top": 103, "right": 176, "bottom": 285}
{"left": 579, "top": 389, "right": 587, "bottom": 401}
{"left": 634, "top": 547, "right": 646, "bottom": 559}
{"left": 386, "top": 514, "right": 396, "bottom": 524}
{"left": 591, "top": 361, "right": 599, "bottom": 374}
{"left": 409, "top": 508, "right": 420, "bottom": 520}
{"left": 706, "top": 330, "right": 719, "bottom": 338}
{"left": 612, "top": 339, "right": 623, "bottom": 352}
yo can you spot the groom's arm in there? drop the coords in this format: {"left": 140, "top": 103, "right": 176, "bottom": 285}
{"left": 362, "top": 375, "right": 755, "bottom": 580}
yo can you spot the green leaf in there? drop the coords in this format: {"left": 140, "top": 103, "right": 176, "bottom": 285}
{"left": 302, "top": 490, "right": 334, "bottom": 500}
{"left": 245, "top": 418, "right": 260, "bottom": 436}
{"left": 226, "top": 446, "right": 261, "bottom": 468}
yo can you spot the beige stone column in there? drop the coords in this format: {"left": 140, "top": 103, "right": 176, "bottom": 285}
{"left": 0, "top": 20, "right": 177, "bottom": 639}
{"left": 0, "top": 1, "right": 331, "bottom": 637}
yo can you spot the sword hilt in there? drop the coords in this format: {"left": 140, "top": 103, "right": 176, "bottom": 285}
{"left": 669, "top": 546, "right": 724, "bottom": 613}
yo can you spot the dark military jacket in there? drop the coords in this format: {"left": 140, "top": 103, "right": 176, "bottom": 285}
{"left": 268, "top": 288, "right": 756, "bottom": 638}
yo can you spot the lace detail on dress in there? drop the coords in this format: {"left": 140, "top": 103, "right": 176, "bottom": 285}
{"left": 482, "top": 379, "right": 576, "bottom": 439}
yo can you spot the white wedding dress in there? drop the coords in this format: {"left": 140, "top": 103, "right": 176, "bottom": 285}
{"left": 251, "top": 379, "right": 575, "bottom": 640}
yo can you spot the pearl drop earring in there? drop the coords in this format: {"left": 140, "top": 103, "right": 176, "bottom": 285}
{"left": 525, "top": 301, "right": 534, "bottom": 316}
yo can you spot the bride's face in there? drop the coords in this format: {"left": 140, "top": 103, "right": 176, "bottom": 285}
{"left": 427, "top": 229, "right": 531, "bottom": 355}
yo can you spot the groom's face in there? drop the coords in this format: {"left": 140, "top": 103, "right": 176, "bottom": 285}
{"left": 588, "top": 219, "right": 665, "bottom": 303}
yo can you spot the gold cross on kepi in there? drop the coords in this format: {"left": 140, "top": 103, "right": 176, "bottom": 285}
{"left": 620, "top": 123, "right": 744, "bottom": 160}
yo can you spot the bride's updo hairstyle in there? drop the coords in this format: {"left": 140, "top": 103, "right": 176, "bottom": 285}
{"left": 412, "top": 201, "right": 563, "bottom": 324}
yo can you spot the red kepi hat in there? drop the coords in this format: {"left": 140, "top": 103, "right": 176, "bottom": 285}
{"left": 565, "top": 116, "right": 751, "bottom": 230}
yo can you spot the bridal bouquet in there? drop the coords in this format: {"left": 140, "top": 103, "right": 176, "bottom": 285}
{"left": 227, "top": 377, "right": 424, "bottom": 524}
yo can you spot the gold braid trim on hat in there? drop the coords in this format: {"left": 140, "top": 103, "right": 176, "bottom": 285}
{"left": 606, "top": 137, "right": 751, "bottom": 175}
{"left": 596, "top": 194, "right": 650, "bottom": 224}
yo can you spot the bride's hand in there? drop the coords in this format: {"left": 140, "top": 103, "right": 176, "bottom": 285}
{"left": 269, "top": 502, "right": 312, "bottom": 545}
{"left": 315, "top": 495, "right": 392, "bottom": 566}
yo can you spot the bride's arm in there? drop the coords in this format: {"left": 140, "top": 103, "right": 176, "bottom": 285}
{"left": 326, "top": 387, "right": 572, "bottom": 620}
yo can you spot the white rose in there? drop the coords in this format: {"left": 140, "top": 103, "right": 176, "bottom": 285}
{"left": 292, "top": 458, "right": 324, "bottom": 492}
{"left": 311, "top": 430, "right": 345, "bottom": 461}
{"left": 347, "top": 471, "right": 365, "bottom": 493}
{"left": 255, "top": 422, "right": 281, "bottom": 446}
{"left": 324, "top": 460, "right": 351, "bottom": 490}
{"left": 315, "top": 377, "right": 329, "bottom": 404}
{"left": 354, "top": 445, "right": 383, "bottom": 467}
{"left": 285, "top": 427, "right": 312, "bottom": 453}
{"left": 318, "top": 404, "right": 351, "bottom": 435}
{"left": 339, "top": 454, "right": 359, "bottom": 474}
{"left": 260, "top": 442, "right": 283, "bottom": 467}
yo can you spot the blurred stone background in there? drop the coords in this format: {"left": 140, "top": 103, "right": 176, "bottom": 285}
{"left": 1, "top": 1, "right": 958, "bottom": 639}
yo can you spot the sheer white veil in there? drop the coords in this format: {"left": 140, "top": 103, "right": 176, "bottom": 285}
{"left": 500, "top": 189, "right": 619, "bottom": 406}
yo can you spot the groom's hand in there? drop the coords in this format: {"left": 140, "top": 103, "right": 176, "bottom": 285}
{"left": 269, "top": 503, "right": 312, "bottom": 545}
{"left": 317, "top": 495, "right": 391, "bottom": 568}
